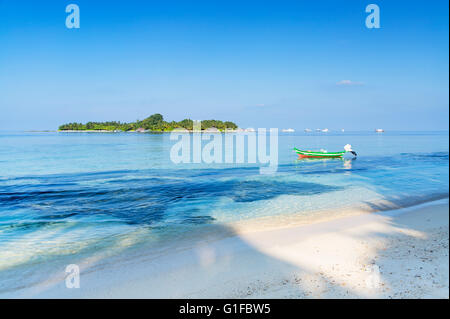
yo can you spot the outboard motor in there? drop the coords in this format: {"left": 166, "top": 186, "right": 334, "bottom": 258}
{"left": 344, "top": 144, "right": 357, "bottom": 157}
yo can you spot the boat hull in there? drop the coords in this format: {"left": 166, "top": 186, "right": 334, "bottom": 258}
{"left": 294, "top": 148, "right": 345, "bottom": 158}
{"left": 297, "top": 153, "right": 343, "bottom": 158}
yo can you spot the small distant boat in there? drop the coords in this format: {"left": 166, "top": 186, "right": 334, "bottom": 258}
{"left": 321, "top": 128, "right": 329, "bottom": 132}
{"left": 204, "top": 127, "right": 220, "bottom": 133}
{"left": 341, "top": 129, "right": 345, "bottom": 132}
{"left": 375, "top": 128, "right": 384, "bottom": 133}
{"left": 294, "top": 144, "right": 357, "bottom": 158}
{"left": 282, "top": 128, "right": 295, "bottom": 132}
{"left": 304, "top": 128, "right": 312, "bottom": 132}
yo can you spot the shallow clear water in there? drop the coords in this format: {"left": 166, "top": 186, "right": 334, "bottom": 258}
{"left": 0, "top": 131, "right": 448, "bottom": 276}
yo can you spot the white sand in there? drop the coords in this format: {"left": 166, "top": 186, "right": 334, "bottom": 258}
{"left": 4, "top": 199, "right": 449, "bottom": 298}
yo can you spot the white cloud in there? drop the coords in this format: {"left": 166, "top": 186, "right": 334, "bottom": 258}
{"left": 336, "top": 80, "right": 364, "bottom": 86}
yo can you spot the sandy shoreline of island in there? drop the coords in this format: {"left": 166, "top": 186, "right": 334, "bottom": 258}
{"left": 4, "top": 197, "right": 448, "bottom": 299}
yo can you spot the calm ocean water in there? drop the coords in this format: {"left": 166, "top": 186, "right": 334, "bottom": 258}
{"left": 0, "top": 131, "right": 448, "bottom": 284}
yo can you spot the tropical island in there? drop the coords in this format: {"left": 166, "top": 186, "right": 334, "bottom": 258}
{"left": 58, "top": 113, "right": 238, "bottom": 132}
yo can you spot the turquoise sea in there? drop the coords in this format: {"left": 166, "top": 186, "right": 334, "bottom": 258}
{"left": 0, "top": 131, "right": 448, "bottom": 292}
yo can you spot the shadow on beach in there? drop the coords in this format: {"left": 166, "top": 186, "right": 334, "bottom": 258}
{"left": 2, "top": 198, "right": 448, "bottom": 298}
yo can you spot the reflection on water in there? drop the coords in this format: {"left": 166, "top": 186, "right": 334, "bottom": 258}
{"left": 294, "top": 156, "right": 355, "bottom": 170}
{"left": 344, "top": 159, "right": 354, "bottom": 170}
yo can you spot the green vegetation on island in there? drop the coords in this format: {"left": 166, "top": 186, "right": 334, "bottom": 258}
{"left": 58, "top": 114, "right": 238, "bottom": 132}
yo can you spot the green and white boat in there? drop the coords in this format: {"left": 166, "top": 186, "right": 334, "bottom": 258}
{"left": 294, "top": 144, "right": 357, "bottom": 158}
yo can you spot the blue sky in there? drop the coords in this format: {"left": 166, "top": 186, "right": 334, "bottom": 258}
{"left": 0, "top": 0, "right": 448, "bottom": 130}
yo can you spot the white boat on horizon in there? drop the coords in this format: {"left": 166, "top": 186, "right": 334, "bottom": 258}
{"left": 282, "top": 128, "right": 295, "bottom": 132}
{"left": 321, "top": 128, "right": 329, "bottom": 132}
{"left": 304, "top": 128, "right": 312, "bottom": 132}
{"left": 375, "top": 128, "right": 384, "bottom": 133}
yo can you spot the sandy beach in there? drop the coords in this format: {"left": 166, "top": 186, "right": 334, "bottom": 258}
{"left": 4, "top": 198, "right": 448, "bottom": 299}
